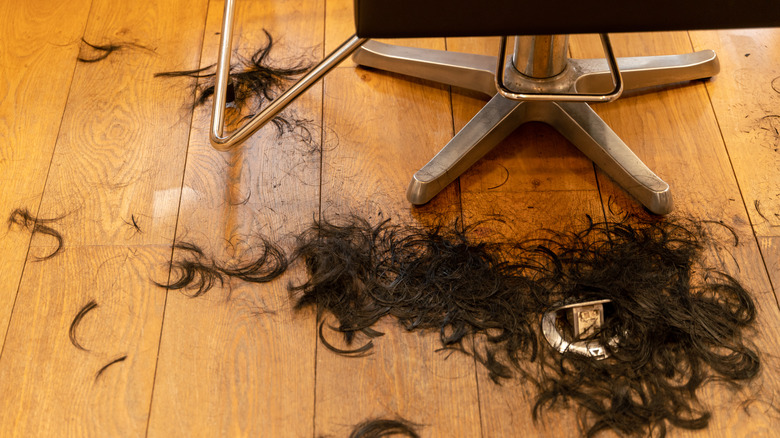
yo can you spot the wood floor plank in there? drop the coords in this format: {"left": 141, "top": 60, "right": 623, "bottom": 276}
{"left": 573, "top": 31, "right": 780, "bottom": 436}
{"left": 689, "top": 29, "right": 780, "bottom": 318}
{"left": 146, "top": 0, "right": 324, "bottom": 436}
{"left": 32, "top": 0, "right": 210, "bottom": 247}
{"left": 690, "top": 29, "right": 780, "bottom": 243}
{"left": 0, "top": 0, "right": 210, "bottom": 435}
{"left": 760, "top": 236, "right": 780, "bottom": 299}
{"left": 313, "top": 2, "right": 480, "bottom": 436}
{"left": 0, "top": 246, "right": 169, "bottom": 436}
{"left": 0, "top": 0, "right": 91, "bottom": 351}
{"left": 468, "top": 194, "right": 605, "bottom": 438}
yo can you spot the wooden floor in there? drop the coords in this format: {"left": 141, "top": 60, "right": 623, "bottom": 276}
{"left": 1, "top": 0, "right": 779, "bottom": 436}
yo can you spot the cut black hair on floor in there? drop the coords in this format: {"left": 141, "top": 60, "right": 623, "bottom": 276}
{"left": 7, "top": 208, "right": 64, "bottom": 260}
{"left": 69, "top": 300, "right": 98, "bottom": 351}
{"left": 151, "top": 213, "right": 762, "bottom": 437}
{"left": 288, "top": 215, "right": 761, "bottom": 437}
{"left": 94, "top": 355, "right": 127, "bottom": 382}
{"left": 154, "top": 29, "right": 315, "bottom": 144}
{"left": 525, "top": 218, "right": 759, "bottom": 437}
{"left": 289, "top": 216, "right": 544, "bottom": 370}
{"left": 155, "top": 239, "right": 288, "bottom": 298}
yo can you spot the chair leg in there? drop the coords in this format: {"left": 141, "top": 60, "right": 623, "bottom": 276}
{"left": 409, "top": 97, "right": 674, "bottom": 213}
{"left": 574, "top": 50, "right": 719, "bottom": 93}
{"left": 547, "top": 101, "right": 673, "bottom": 214}
{"left": 408, "top": 94, "right": 528, "bottom": 204}
{"left": 353, "top": 40, "right": 497, "bottom": 96}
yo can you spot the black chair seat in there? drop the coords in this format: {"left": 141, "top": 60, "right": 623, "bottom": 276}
{"left": 355, "top": 0, "right": 780, "bottom": 38}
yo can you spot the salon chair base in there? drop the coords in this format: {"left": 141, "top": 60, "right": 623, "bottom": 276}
{"left": 354, "top": 40, "right": 720, "bottom": 215}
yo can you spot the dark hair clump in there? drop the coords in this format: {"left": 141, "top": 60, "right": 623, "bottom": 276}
{"left": 289, "top": 215, "right": 761, "bottom": 437}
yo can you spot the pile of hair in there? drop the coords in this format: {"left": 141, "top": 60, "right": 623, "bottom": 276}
{"left": 525, "top": 218, "right": 759, "bottom": 437}
{"left": 155, "top": 214, "right": 761, "bottom": 437}
{"left": 290, "top": 217, "right": 545, "bottom": 370}
{"left": 288, "top": 215, "right": 760, "bottom": 437}
{"left": 154, "top": 29, "right": 315, "bottom": 143}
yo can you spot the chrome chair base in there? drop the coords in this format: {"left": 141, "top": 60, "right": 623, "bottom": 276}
{"left": 354, "top": 40, "right": 720, "bottom": 214}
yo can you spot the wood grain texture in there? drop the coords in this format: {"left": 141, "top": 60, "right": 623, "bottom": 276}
{"left": 0, "top": 0, "right": 91, "bottom": 351}
{"left": 759, "top": 236, "right": 780, "bottom": 301}
{"left": 0, "top": 246, "right": 168, "bottom": 436}
{"left": 146, "top": 0, "right": 324, "bottom": 436}
{"left": 575, "top": 32, "right": 748, "bottom": 215}
{"left": 0, "top": 0, "right": 209, "bottom": 436}
{"left": 322, "top": 0, "right": 460, "bottom": 221}
{"left": 689, "top": 28, "right": 780, "bottom": 322}
{"left": 690, "top": 29, "right": 780, "bottom": 241}
{"left": 33, "top": 0, "right": 210, "bottom": 247}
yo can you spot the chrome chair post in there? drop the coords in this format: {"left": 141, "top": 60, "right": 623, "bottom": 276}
{"left": 512, "top": 35, "right": 570, "bottom": 78}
